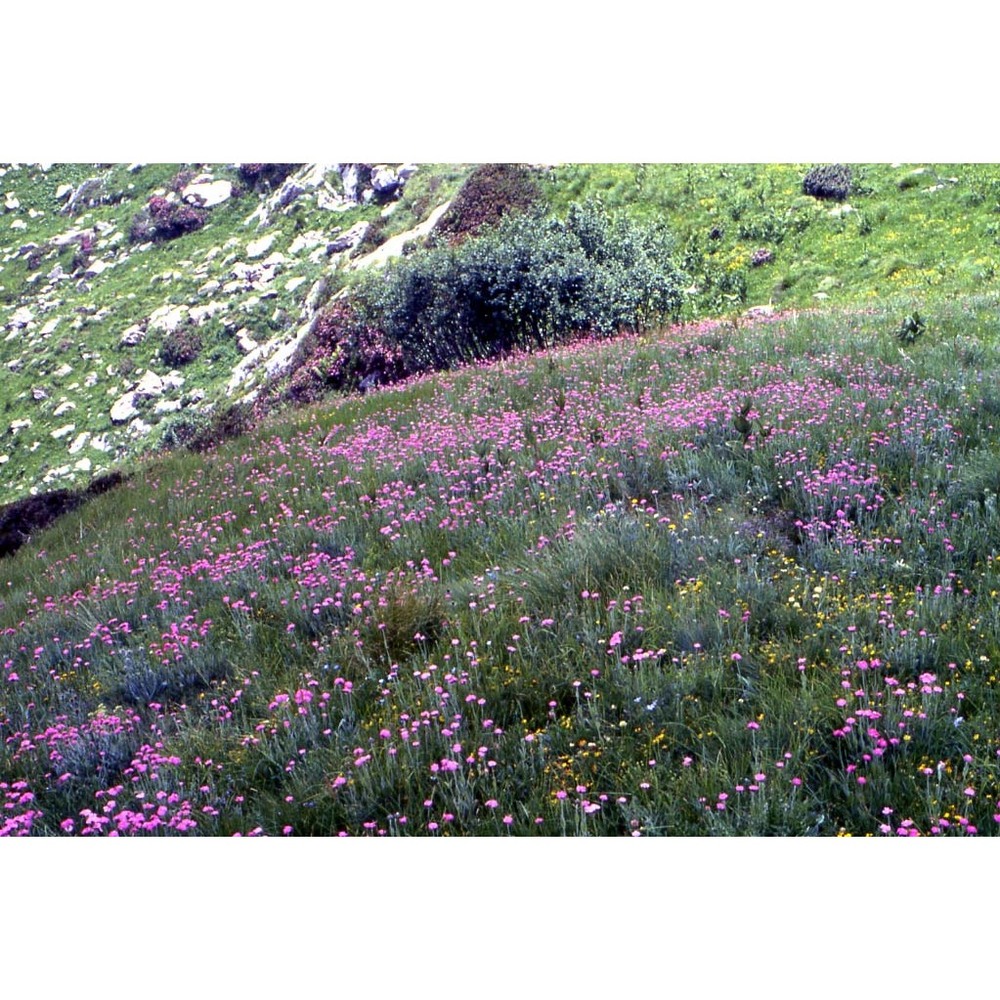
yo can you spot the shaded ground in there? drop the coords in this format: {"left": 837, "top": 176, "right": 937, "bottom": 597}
{"left": 0, "top": 472, "right": 126, "bottom": 558}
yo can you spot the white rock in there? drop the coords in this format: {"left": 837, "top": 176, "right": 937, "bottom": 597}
{"left": 297, "top": 164, "right": 339, "bottom": 188}
{"left": 9, "top": 418, "right": 32, "bottom": 433}
{"left": 316, "top": 189, "right": 351, "bottom": 212}
{"left": 84, "top": 259, "right": 108, "bottom": 278}
{"left": 119, "top": 324, "right": 145, "bottom": 347}
{"left": 68, "top": 432, "right": 90, "bottom": 454}
{"left": 328, "top": 221, "right": 370, "bottom": 254}
{"left": 43, "top": 465, "right": 72, "bottom": 482}
{"left": 4, "top": 194, "right": 20, "bottom": 211}
{"left": 398, "top": 163, "right": 418, "bottom": 180}
{"left": 128, "top": 418, "right": 152, "bottom": 438}
{"left": 0, "top": 454, "right": 7, "bottom": 465}
{"left": 288, "top": 230, "right": 326, "bottom": 255}
{"left": 189, "top": 301, "right": 227, "bottom": 325}
{"left": 371, "top": 166, "right": 399, "bottom": 195}
{"left": 147, "top": 304, "right": 188, "bottom": 334}
{"left": 110, "top": 392, "right": 140, "bottom": 423}
{"left": 9, "top": 306, "right": 33, "bottom": 328}
{"left": 286, "top": 276, "right": 307, "bottom": 292}
{"left": 52, "top": 424, "right": 76, "bottom": 440}
{"left": 74, "top": 457, "right": 92, "bottom": 472}
{"left": 161, "top": 372, "right": 185, "bottom": 392}
{"left": 247, "top": 234, "right": 276, "bottom": 258}
{"left": 261, "top": 252, "right": 287, "bottom": 268}
{"left": 90, "top": 434, "right": 112, "bottom": 452}
{"left": 55, "top": 183, "right": 73, "bottom": 201}
{"left": 182, "top": 179, "right": 233, "bottom": 208}
{"left": 198, "top": 279, "right": 221, "bottom": 295}
{"left": 53, "top": 401, "right": 76, "bottom": 417}
{"left": 236, "top": 329, "right": 258, "bottom": 353}
{"left": 154, "top": 398, "right": 182, "bottom": 415}
{"left": 40, "top": 317, "right": 61, "bottom": 335}
{"left": 53, "top": 363, "right": 73, "bottom": 378}
{"left": 10, "top": 219, "right": 27, "bottom": 230}
{"left": 134, "top": 371, "right": 164, "bottom": 396}
{"left": 351, "top": 201, "right": 452, "bottom": 270}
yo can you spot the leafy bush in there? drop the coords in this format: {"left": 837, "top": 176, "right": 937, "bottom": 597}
{"left": 286, "top": 301, "right": 404, "bottom": 403}
{"left": 130, "top": 196, "right": 206, "bottom": 243}
{"left": 433, "top": 163, "right": 541, "bottom": 245}
{"left": 355, "top": 200, "right": 686, "bottom": 375}
{"left": 803, "top": 164, "right": 852, "bottom": 202}
{"left": 160, "top": 325, "right": 203, "bottom": 367}
{"left": 172, "top": 402, "right": 254, "bottom": 453}
{"left": 237, "top": 163, "right": 301, "bottom": 191}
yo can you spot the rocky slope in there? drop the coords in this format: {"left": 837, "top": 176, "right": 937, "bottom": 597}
{"left": 0, "top": 162, "right": 467, "bottom": 505}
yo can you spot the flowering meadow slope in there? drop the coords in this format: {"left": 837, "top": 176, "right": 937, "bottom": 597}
{"left": 3, "top": 301, "right": 1000, "bottom": 835}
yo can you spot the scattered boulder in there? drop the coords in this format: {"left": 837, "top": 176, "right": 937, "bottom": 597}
{"left": 110, "top": 392, "right": 141, "bottom": 424}
{"left": 63, "top": 176, "right": 107, "bottom": 214}
{"left": 247, "top": 234, "right": 276, "bottom": 258}
{"left": 134, "top": 370, "right": 165, "bottom": 397}
{"left": 236, "top": 329, "right": 258, "bottom": 353}
{"left": 273, "top": 179, "right": 305, "bottom": 210}
{"left": 119, "top": 324, "right": 145, "bottom": 347}
{"left": 8, "top": 306, "right": 34, "bottom": 329}
{"left": 182, "top": 179, "right": 233, "bottom": 208}
{"left": 147, "top": 304, "right": 189, "bottom": 334}
{"left": 328, "top": 221, "right": 370, "bottom": 254}
{"left": 68, "top": 432, "right": 90, "bottom": 454}
{"left": 371, "top": 166, "right": 400, "bottom": 199}
{"left": 288, "top": 230, "right": 327, "bottom": 254}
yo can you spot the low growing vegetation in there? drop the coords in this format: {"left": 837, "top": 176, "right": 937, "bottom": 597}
{"left": 5, "top": 298, "right": 1000, "bottom": 836}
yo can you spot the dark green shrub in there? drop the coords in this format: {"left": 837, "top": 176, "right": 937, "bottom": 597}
{"left": 156, "top": 411, "right": 212, "bottom": 451}
{"left": 356, "top": 199, "right": 685, "bottom": 374}
{"left": 159, "top": 403, "right": 254, "bottom": 454}
{"left": 803, "top": 164, "right": 852, "bottom": 201}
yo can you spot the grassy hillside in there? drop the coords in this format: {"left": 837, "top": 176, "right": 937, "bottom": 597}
{"left": 4, "top": 163, "right": 1000, "bottom": 508}
{"left": 543, "top": 163, "right": 1000, "bottom": 311}
{"left": 5, "top": 163, "right": 1000, "bottom": 836}
{"left": 4, "top": 294, "right": 1000, "bottom": 836}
